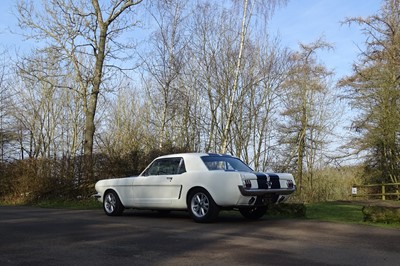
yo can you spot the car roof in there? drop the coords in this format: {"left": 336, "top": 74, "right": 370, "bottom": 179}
{"left": 157, "top": 153, "right": 235, "bottom": 159}
{"left": 155, "top": 153, "right": 237, "bottom": 172}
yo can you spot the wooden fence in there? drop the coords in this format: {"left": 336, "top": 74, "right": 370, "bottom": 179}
{"left": 352, "top": 183, "right": 400, "bottom": 200}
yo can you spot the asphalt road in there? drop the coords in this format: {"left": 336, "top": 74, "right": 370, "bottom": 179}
{"left": 1, "top": 206, "right": 399, "bottom": 266}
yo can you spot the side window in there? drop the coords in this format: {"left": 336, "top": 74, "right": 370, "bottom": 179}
{"left": 143, "top": 157, "right": 186, "bottom": 176}
{"left": 147, "top": 161, "right": 161, "bottom": 176}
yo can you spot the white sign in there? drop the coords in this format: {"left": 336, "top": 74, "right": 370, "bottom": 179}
{"left": 352, "top": 187, "right": 357, "bottom": 195}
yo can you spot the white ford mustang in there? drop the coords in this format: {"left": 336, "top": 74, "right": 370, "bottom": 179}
{"left": 95, "top": 153, "right": 296, "bottom": 223}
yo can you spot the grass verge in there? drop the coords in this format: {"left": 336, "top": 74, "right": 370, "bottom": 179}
{"left": 304, "top": 201, "right": 399, "bottom": 229}
{"left": 306, "top": 202, "right": 363, "bottom": 223}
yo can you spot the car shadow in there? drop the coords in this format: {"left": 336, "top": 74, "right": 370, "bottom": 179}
{"left": 120, "top": 209, "right": 286, "bottom": 224}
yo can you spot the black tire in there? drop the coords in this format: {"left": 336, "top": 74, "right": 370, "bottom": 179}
{"left": 239, "top": 206, "right": 267, "bottom": 220}
{"left": 187, "top": 188, "right": 220, "bottom": 223}
{"left": 103, "top": 190, "right": 124, "bottom": 216}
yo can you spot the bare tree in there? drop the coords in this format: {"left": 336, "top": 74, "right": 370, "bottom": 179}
{"left": 219, "top": 0, "right": 286, "bottom": 154}
{"left": 0, "top": 49, "right": 14, "bottom": 162}
{"left": 13, "top": 51, "right": 84, "bottom": 159}
{"left": 186, "top": 1, "right": 288, "bottom": 159}
{"left": 140, "top": 0, "right": 191, "bottom": 149}
{"left": 232, "top": 40, "right": 290, "bottom": 169}
{"left": 99, "top": 86, "right": 150, "bottom": 157}
{"left": 16, "top": 0, "right": 143, "bottom": 158}
{"left": 187, "top": 2, "right": 223, "bottom": 153}
{"left": 278, "top": 38, "right": 335, "bottom": 197}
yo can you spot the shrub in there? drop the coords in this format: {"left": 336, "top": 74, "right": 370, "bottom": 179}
{"left": 0, "top": 144, "right": 193, "bottom": 204}
{"left": 289, "top": 166, "right": 363, "bottom": 203}
{"left": 362, "top": 205, "right": 400, "bottom": 224}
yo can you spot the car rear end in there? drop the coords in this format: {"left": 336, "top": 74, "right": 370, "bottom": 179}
{"left": 237, "top": 172, "right": 296, "bottom": 205}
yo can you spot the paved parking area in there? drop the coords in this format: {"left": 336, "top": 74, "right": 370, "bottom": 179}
{"left": 1, "top": 206, "right": 399, "bottom": 265}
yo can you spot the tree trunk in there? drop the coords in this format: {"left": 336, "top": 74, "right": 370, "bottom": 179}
{"left": 220, "top": 0, "right": 250, "bottom": 154}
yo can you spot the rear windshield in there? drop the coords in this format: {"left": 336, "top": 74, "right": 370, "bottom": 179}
{"left": 201, "top": 156, "right": 253, "bottom": 172}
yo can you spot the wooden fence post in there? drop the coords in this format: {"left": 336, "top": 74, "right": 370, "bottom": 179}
{"left": 381, "top": 183, "right": 385, "bottom": 201}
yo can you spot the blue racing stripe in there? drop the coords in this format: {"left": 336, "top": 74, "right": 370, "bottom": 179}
{"left": 267, "top": 173, "right": 281, "bottom": 189}
{"left": 255, "top": 173, "right": 269, "bottom": 189}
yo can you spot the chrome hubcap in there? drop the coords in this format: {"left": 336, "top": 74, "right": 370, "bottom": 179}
{"left": 191, "top": 192, "right": 209, "bottom": 218}
{"left": 104, "top": 193, "right": 116, "bottom": 213}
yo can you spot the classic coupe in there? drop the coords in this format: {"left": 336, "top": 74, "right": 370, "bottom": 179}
{"left": 95, "top": 153, "right": 296, "bottom": 222}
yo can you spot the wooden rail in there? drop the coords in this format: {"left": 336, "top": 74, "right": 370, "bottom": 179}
{"left": 352, "top": 183, "right": 400, "bottom": 200}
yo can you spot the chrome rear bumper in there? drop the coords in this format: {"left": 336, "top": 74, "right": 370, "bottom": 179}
{"left": 238, "top": 186, "right": 296, "bottom": 196}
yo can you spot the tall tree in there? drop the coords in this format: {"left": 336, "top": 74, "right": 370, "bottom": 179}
{"left": 141, "top": 0, "right": 191, "bottom": 149}
{"left": 99, "top": 86, "right": 150, "bottom": 157}
{"left": 188, "top": 1, "right": 226, "bottom": 153}
{"left": 0, "top": 49, "right": 14, "bottom": 162}
{"left": 340, "top": 0, "right": 400, "bottom": 183}
{"left": 219, "top": 0, "right": 285, "bottom": 154}
{"left": 229, "top": 37, "right": 290, "bottom": 168}
{"left": 16, "top": 0, "right": 143, "bottom": 158}
{"left": 188, "top": 1, "right": 287, "bottom": 156}
{"left": 279, "top": 39, "right": 335, "bottom": 196}
{"left": 14, "top": 51, "right": 84, "bottom": 159}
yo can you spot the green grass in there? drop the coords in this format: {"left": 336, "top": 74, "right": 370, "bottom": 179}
{"left": 306, "top": 202, "right": 364, "bottom": 223}
{"left": 305, "top": 202, "right": 400, "bottom": 229}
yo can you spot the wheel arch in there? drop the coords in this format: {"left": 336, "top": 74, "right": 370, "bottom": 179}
{"left": 186, "top": 186, "right": 213, "bottom": 207}
{"left": 103, "top": 188, "right": 126, "bottom": 207}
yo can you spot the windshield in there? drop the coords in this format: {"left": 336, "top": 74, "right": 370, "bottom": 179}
{"left": 201, "top": 156, "right": 253, "bottom": 172}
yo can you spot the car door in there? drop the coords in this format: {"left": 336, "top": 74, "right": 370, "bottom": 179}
{"left": 131, "top": 157, "right": 185, "bottom": 207}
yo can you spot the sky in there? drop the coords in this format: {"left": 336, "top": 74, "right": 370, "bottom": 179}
{"left": 0, "top": 0, "right": 21, "bottom": 49}
{"left": 269, "top": 0, "right": 382, "bottom": 79}
{"left": 0, "top": 0, "right": 383, "bottom": 79}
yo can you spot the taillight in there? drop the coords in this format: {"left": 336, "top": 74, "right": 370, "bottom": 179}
{"left": 286, "top": 180, "right": 294, "bottom": 189}
{"left": 243, "top": 179, "right": 252, "bottom": 189}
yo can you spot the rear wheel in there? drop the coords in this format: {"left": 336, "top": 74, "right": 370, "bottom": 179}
{"left": 239, "top": 206, "right": 267, "bottom": 220}
{"left": 103, "top": 190, "right": 124, "bottom": 216}
{"left": 188, "top": 188, "right": 220, "bottom": 223}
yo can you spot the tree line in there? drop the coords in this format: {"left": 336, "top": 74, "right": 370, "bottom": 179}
{"left": 0, "top": 0, "right": 399, "bottom": 203}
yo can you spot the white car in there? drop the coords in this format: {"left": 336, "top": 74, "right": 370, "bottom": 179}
{"left": 95, "top": 153, "right": 296, "bottom": 223}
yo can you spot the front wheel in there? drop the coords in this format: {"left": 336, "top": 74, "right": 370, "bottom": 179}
{"left": 103, "top": 190, "right": 124, "bottom": 216}
{"left": 239, "top": 206, "right": 267, "bottom": 220}
{"left": 188, "top": 188, "right": 220, "bottom": 223}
